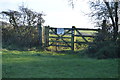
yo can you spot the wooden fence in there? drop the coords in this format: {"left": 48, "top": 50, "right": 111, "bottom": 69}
{"left": 42, "top": 26, "right": 100, "bottom": 51}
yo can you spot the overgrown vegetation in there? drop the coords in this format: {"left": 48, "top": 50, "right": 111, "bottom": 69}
{"left": 1, "top": 1, "right": 120, "bottom": 59}
{"left": 1, "top": 5, "right": 45, "bottom": 50}
{"left": 2, "top": 25, "right": 39, "bottom": 50}
{"left": 85, "top": 21, "right": 120, "bottom": 59}
{"left": 68, "top": 0, "right": 120, "bottom": 59}
{"left": 86, "top": 40, "right": 120, "bottom": 59}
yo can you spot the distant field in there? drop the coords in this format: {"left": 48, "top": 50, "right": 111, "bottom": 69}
{"left": 48, "top": 31, "right": 95, "bottom": 51}
{"left": 2, "top": 49, "right": 119, "bottom": 78}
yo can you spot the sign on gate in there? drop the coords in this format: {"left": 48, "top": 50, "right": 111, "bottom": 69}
{"left": 57, "top": 28, "right": 64, "bottom": 34}
{"left": 44, "top": 26, "right": 100, "bottom": 51}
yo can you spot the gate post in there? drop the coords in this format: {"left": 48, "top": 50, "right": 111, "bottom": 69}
{"left": 101, "top": 20, "right": 107, "bottom": 41}
{"left": 38, "top": 23, "right": 42, "bottom": 49}
{"left": 71, "top": 26, "right": 75, "bottom": 52}
{"left": 74, "top": 27, "right": 77, "bottom": 50}
{"left": 43, "top": 26, "right": 49, "bottom": 50}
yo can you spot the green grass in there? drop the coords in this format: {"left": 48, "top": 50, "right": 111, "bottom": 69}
{"left": 2, "top": 49, "right": 119, "bottom": 78}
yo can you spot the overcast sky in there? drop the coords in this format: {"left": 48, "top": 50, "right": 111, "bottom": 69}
{"left": 0, "top": 0, "right": 96, "bottom": 28}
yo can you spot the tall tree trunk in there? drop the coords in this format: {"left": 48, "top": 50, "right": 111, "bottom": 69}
{"left": 104, "top": 1, "right": 118, "bottom": 41}
{"left": 114, "top": 2, "right": 118, "bottom": 41}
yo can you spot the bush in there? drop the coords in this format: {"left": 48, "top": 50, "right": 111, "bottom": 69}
{"left": 86, "top": 41, "right": 119, "bottom": 59}
{"left": 84, "top": 26, "right": 120, "bottom": 59}
{"left": 2, "top": 25, "right": 40, "bottom": 50}
{"left": 95, "top": 42, "right": 119, "bottom": 59}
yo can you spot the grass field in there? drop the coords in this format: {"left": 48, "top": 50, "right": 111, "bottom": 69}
{"left": 2, "top": 49, "right": 119, "bottom": 78}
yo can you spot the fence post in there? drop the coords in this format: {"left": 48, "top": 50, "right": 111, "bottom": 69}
{"left": 43, "top": 26, "right": 49, "bottom": 50}
{"left": 38, "top": 23, "right": 42, "bottom": 49}
{"left": 71, "top": 26, "right": 75, "bottom": 52}
{"left": 101, "top": 20, "right": 107, "bottom": 41}
{"left": 102, "top": 20, "right": 106, "bottom": 32}
{"left": 74, "top": 26, "right": 77, "bottom": 50}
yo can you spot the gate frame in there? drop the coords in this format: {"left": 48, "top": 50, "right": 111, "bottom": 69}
{"left": 43, "top": 26, "right": 100, "bottom": 51}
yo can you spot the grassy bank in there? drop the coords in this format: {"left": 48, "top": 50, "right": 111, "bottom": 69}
{"left": 2, "top": 49, "right": 119, "bottom": 78}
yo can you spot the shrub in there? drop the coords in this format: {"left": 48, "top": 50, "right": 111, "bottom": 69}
{"left": 86, "top": 41, "right": 119, "bottom": 59}
{"left": 95, "top": 42, "right": 119, "bottom": 59}
{"left": 2, "top": 25, "right": 40, "bottom": 50}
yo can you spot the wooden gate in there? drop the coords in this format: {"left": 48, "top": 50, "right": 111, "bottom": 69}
{"left": 43, "top": 26, "right": 100, "bottom": 51}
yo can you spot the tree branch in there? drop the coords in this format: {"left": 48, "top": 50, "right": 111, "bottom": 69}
{"left": 103, "top": 1, "right": 115, "bottom": 28}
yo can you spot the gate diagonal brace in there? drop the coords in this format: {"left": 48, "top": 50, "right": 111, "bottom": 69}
{"left": 75, "top": 29, "right": 88, "bottom": 42}
{"left": 49, "top": 29, "right": 59, "bottom": 46}
{"left": 61, "top": 30, "right": 71, "bottom": 37}
{"left": 49, "top": 39, "right": 55, "bottom": 46}
{"left": 50, "top": 29, "right": 71, "bottom": 48}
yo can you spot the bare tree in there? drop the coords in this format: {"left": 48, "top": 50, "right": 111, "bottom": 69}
{"left": 68, "top": 0, "right": 119, "bottom": 41}
{"left": 1, "top": 5, "right": 45, "bottom": 48}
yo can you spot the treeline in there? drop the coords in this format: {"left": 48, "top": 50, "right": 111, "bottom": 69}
{"left": 2, "top": 25, "right": 39, "bottom": 50}
{"left": 1, "top": 5, "right": 45, "bottom": 50}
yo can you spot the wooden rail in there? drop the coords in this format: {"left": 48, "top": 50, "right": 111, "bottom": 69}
{"left": 43, "top": 26, "right": 100, "bottom": 51}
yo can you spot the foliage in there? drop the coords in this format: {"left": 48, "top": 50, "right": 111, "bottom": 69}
{"left": 1, "top": 5, "right": 45, "bottom": 50}
{"left": 1, "top": 5, "right": 45, "bottom": 27}
{"left": 67, "top": 0, "right": 120, "bottom": 59}
{"left": 85, "top": 21, "right": 120, "bottom": 59}
{"left": 85, "top": 22, "right": 120, "bottom": 59}
{"left": 69, "top": 0, "right": 119, "bottom": 41}
{"left": 2, "top": 25, "right": 39, "bottom": 50}
{"left": 89, "top": 1, "right": 113, "bottom": 22}
{"left": 89, "top": 0, "right": 119, "bottom": 41}
{"left": 86, "top": 39, "right": 120, "bottom": 59}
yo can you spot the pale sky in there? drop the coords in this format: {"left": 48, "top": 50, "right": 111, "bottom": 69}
{"left": 0, "top": 0, "right": 96, "bottom": 28}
